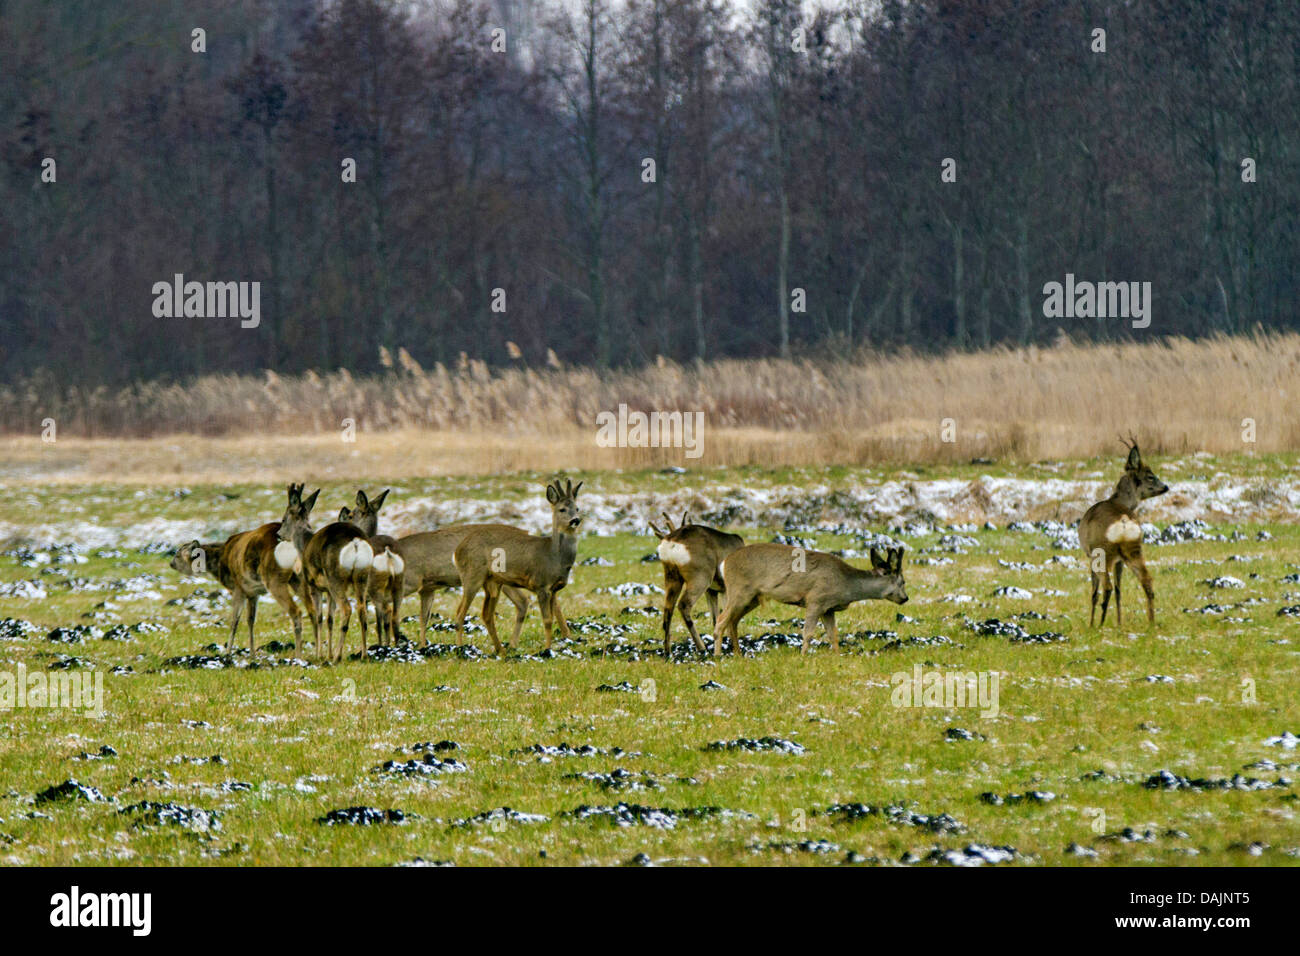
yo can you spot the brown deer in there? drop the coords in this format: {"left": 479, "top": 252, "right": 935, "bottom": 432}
{"left": 170, "top": 509, "right": 303, "bottom": 655}
{"left": 648, "top": 511, "right": 743, "bottom": 658}
{"left": 390, "top": 527, "right": 535, "bottom": 646}
{"left": 338, "top": 489, "right": 404, "bottom": 645}
{"left": 452, "top": 479, "right": 583, "bottom": 655}
{"left": 276, "top": 483, "right": 377, "bottom": 662}
{"left": 1079, "top": 438, "right": 1168, "bottom": 627}
{"left": 715, "top": 543, "right": 907, "bottom": 657}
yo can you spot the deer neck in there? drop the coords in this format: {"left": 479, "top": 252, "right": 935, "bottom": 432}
{"left": 1110, "top": 474, "right": 1140, "bottom": 513}
{"left": 290, "top": 523, "right": 314, "bottom": 552}
{"left": 549, "top": 522, "right": 578, "bottom": 572}
{"left": 847, "top": 566, "right": 889, "bottom": 602}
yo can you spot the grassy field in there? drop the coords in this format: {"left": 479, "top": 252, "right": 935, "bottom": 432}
{"left": 1, "top": 459, "right": 1298, "bottom": 867}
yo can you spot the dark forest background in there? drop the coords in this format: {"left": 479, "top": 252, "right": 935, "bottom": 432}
{"left": 2, "top": 0, "right": 1297, "bottom": 388}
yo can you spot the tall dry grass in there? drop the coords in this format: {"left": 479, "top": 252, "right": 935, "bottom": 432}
{"left": 2, "top": 334, "right": 1297, "bottom": 476}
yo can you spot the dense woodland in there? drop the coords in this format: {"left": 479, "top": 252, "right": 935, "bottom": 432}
{"left": 2, "top": 0, "right": 1297, "bottom": 388}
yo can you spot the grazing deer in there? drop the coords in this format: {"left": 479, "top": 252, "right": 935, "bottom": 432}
{"left": 339, "top": 490, "right": 404, "bottom": 645}
{"left": 715, "top": 544, "right": 907, "bottom": 657}
{"left": 648, "top": 511, "right": 743, "bottom": 658}
{"left": 170, "top": 514, "right": 303, "bottom": 655}
{"left": 1079, "top": 438, "right": 1168, "bottom": 627}
{"left": 452, "top": 479, "right": 583, "bottom": 655}
{"left": 391, "top": 527, "right": 534, "bottom": 646}
{"left": 277, "top": 483, "right": 377, "bottom": 662}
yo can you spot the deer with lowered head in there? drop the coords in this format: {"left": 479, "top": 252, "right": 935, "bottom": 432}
{"left": 170, "top": 488, "right": 304, "bottom": 654}
{"left": 339, "top": 490, "right": 404, "bottom": 645}
{"left": 715, "top": 543, "right": 907, "bottom": 657}
{"left": 276, "top": 483, "right": 381, "bottom": 662}
{"left": 649, "top": 510, "right": 743, "bottom": 658}
{"left": 452, "top": 478, "right": 583, "bottom": 655}
{"left": 1079, "top": 437, "right": 1168, "bottom": 627}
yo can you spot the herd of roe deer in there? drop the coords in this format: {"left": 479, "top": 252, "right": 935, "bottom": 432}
{"left": 169, "top": 440, "right": 1169, "bottom": 661}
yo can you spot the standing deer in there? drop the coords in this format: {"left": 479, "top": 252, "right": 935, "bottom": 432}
{"left": 715, "top": 543, "right": 907, "bottom": 657}
{"left": 452, "top": 479, "right": 583, "bottom": 655}
{"left": 277, "top": 483, "right": 377, "bottom": 662}
{"left": 170, "top": 492, "right": 304, "bottom": 654}
{"left": 391, "top": 527, "right": 535, "bottom": 646}
{"left": 339, "top": 489, "right": 404, "bottom": 645}
{"left": 1079, "top": 438, "right": 1168, "bottom": 627}
{"left": 648, "top": 511, "right": 743, "bottom": 658}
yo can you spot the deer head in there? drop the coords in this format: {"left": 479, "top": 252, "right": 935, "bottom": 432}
{"left": 277, "top": 482, "right": 320, "bottom": 549}
{"left": 341, "top": 489, "right": 389, "bottom": 537}
{"left": 869, "top": 546, "right": 909, "bottom": 604}
{"left": 1120, "top": 436, "right": 1168, "bottom": 501}
{"left": 546, "top": 478, "right": 583, "bottom": 533}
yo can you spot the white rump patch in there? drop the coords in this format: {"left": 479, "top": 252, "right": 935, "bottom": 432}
{"left": 339, "top": 538, "right": 375, "bottom": 572}
{"left": 373, "top": 548, "right": 405, "bottom": 576}
{"left": 1105, "top": 517, "right": 1142, "bottom": 543}
{"left": 658, "top": 540, "right": 692, "bottom": 566}
{"left": 717, "top": 557, "right": 727, "bottom": 584}
{"left": 273, "top": 541, "right": 299, "bottom": 571}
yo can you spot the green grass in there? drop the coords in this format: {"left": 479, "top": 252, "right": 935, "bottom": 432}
{"left": 0, "top": 462, "right": 1298, "bottom": 866}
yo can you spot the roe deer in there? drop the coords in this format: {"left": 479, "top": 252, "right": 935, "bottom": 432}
{"left": 716, "top": 544, "right": 907, "bottom": 657}
{"left": 170, "top": 512, "right": 303, "bottom": 655}
{"left": 1079, "top": 437, "right": 1168, "bottom": 627}
{"left": 648, "top": 511, "right": 743, "bottom": 658}
{"left": 452, "top": 479, "right": 583, "bottom": 655}
{"left": 391, "top": 527, "right": 534, "bottom": 646}
{"left": 277, "top": 483, "right": 377, "bottom": 662}
{"left": 339, "top": 489, "right": 404, "bottom": 645}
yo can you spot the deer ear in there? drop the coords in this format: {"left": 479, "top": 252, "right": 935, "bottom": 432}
{"left": 372, "top": 489, "right": 390, "bottom": 510}
{"left": 355, "top": 489, "right": 369, "bottom": 509}
{"left": 287, "top": 483, "right": 300, "bottom": 504}
{"left": 1125, "top": 444, "right": 1141, "bottom": 471}
{"left": 303, "top": 489, "right": 320, "bottom": 513}
{"left": 546, "top": 484, "right": 559, "bottom": 504}
{"left": 571, "top": 481, "right": 582, "bottom": 498}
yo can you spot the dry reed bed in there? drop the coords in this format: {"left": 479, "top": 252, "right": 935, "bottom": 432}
{"left": 2, "top": 334, "right": 1297, "bottom": 470}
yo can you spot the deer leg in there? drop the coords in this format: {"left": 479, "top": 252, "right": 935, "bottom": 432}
{"left": 1127, "top": 549, "right": 1156, "bottom": 625}
{"left": 538, "top": 589, "right": 556, "bottom": 652}
{"left": 227, "top": 596, "right": 245, "bottom": 654}
{"left": 554, "top": 595, "right": 571, "bottom": 640}
{"left": 1114, "top": 561, "right": 1124, "bottom": 628}
{"left": 678, "top": 580, "right": 710, "bottom": 657}
{"left": 389, "top": 579, "right": 404, "bottom": 642}
{"left": 418, "top": 588, "right": 435, "bottom": 646}
{"left": 452, "top": 572, "right": 482, "bottom": 645}
{"left": 325, "top": 591, "right": 336, "bottom": 660}
{"left": 1088, "top": 570, "right": 1099, "bottom": 628}
{"left": 717, "top": 591, "right": 757, "bottom": 658}
{"left": 799, "top": 606, "right": 821, "bottom": 654}
{"left": 821, "top": 611, "right": 839, "bottom": 651}
{"left": 246, "top": 597, "right": 258, "bottom": 655}
{"left": 354, "top": 574, "right": 369, "bottom": 660}
{"left": 268, "top": 576, "right": 301, "bottom": 653}
{"left": 707, "top": 588, "right": 720, "bottom": 630}
{"left": 481, "top": 581, "right": 504, "bottom": 655}
{"left": 1097, "top": 556, "right": 1114, "bottom": 626}
{"left": 502, "top": 585, "right": 530, "bottom": 646}
{"left": 661, "top": 571, "right": 684, "bottom": 659}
